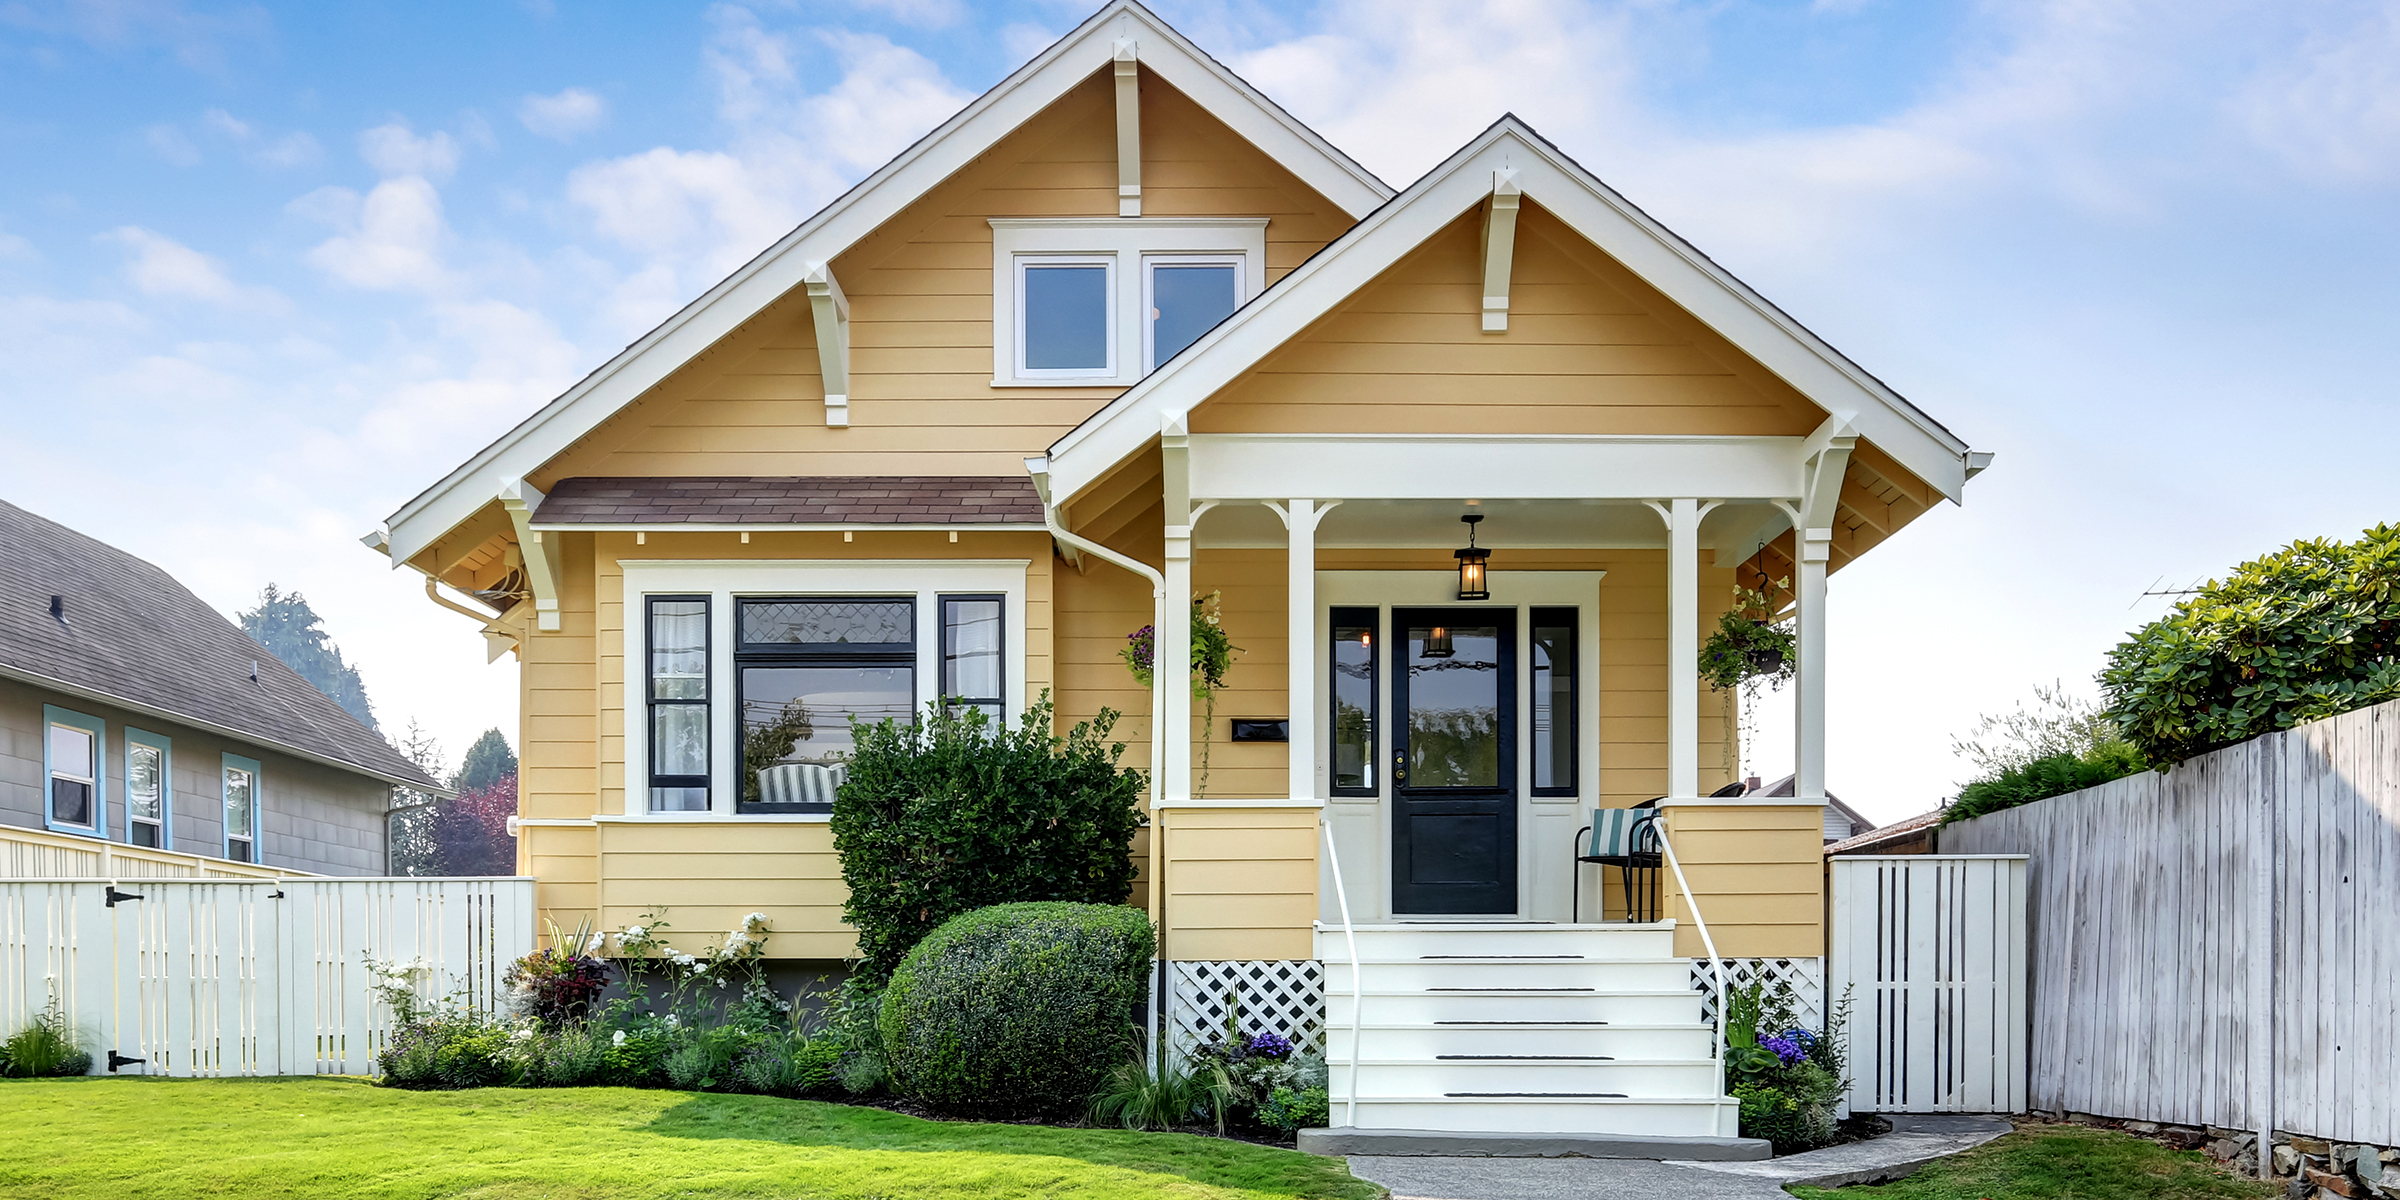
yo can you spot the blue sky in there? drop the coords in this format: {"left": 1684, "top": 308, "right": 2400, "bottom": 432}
{"left": 4, "top": 0, "right": 2397, "bottom": 817}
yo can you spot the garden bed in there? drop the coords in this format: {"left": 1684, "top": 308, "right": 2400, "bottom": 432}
{"left": 0, "top": 1076, "right": 1381, "bottom": 1200}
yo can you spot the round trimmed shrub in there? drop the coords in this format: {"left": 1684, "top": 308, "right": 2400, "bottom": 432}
{"left": 878, "top": 901, "right": 1154, "bottom": 1117}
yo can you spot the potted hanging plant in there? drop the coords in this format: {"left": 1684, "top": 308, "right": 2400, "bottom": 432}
{"left": 1121, "top": 591, "right": 1240, "bottom": 797}
{"left": 1699, "top": 578, "right": 1795, "bottom": 693}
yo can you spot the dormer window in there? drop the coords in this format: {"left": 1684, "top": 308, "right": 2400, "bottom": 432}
{"left": 991, "top": 217, "right": 1265, "bottom": 387}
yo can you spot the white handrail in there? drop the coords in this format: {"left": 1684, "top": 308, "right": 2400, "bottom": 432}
{"left": 1654, "top": 819, "right": 1727, "bottom": 1100}
{"left": 1319, "top": 815, "right": 1362, "bottom": 1127}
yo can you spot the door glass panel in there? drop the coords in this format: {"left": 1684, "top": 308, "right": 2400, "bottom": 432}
{"left": 1330, "top": 611, "right": 1376, "bottom": 793}
{"left": 1149, "top": 263, "right": 1238, "bottom": 367}
{"left": 740, "top": 665, "right": 914, "bottom": 803}
{"left": 1531, "top": 611, "right": 1576, "bottom": 793}
{"left": 1404, "top": 622, "right": 1502, "bottom": 788}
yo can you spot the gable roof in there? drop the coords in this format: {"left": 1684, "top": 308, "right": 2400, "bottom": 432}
{"left": 1041, "top": 116, "right": 1977, "bottom": 506}
{"left": 379, "top": 0, "right": 1393, "bottom": 566}
{"left": 0, "top": 499, "right": 440, "bottom": 792}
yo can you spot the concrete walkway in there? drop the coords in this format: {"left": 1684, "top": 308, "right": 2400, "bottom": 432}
{"left": 1343, "top": 1115, "right": 2015, "bottom": 1198}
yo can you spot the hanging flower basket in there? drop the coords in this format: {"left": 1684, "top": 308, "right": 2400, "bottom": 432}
{"left": 1700, "top": 579, "right": 1796, "bottom": 693}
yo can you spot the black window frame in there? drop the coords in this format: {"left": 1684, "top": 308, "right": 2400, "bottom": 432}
{"left": 646, "top": 594, "right": 713, "bottom": 813}
{"left": 1530, "top": 606, "right": 1579, "bottom": 798}
{"left": 735, "top": 595, "right": 917, "bottom": 814}
{"left": 938, "top": 593, "right": 1007, "bottom": 725}
{"left": 1329, "top": 606, "right": 1380, "bottom": 798}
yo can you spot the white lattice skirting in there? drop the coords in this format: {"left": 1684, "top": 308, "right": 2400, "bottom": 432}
{"left": 1691, "top": 957, "right": 1827, "bottom": 1032}
{"left": 1166, "top": 960, "right": 1326, "bottom": 1057}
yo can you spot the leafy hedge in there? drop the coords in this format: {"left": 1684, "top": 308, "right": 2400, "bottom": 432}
{"left": 1945, "top": 742, "right": 2148, "bottom": 823}
{"left": 2103, "top": 524, "right": 2400, "bottom": 763}
{"left": 879, "top": 902, "right": 1154, "bottom": 1117}
{"left": 832, "top": 694, "right": 1145, "bottom": 985}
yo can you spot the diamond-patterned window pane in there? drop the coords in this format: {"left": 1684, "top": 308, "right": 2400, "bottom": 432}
{"left": 741, "top": 599, "right": 913, "bottom": 647}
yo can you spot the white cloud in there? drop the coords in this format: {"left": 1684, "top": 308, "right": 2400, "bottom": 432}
{"left": 201, "top": 107, "right": 322, "bottom": 167}
{"left": 358, "top": 122, "right": 461, "bottom": 179}
{"left": 146, "top": 123, "right": 202, "bottom": 166}
{"left": 102, "top": 225, "right": 286, "bottom": 311}
{"left": 844, "top": 0, "right": 967, "bottom": 29}
{"left": 301, "top": 177, "right": 456, "bottom": 293}
{"left": 0, "top": 226, "right": 32, "bottom": 261}
{"left": 2234, "top": 4, "right": 2400, "bottom": 180}
{"left": 1000, "top": 22, "right": 1059, "bottom": 63}
{"left": 518, "top": 86, "right": 608, "bottom": 140}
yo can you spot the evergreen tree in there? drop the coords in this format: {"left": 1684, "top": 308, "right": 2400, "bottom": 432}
{"left": 239, "top": 584, "right": 380, "bottom": 732}
{"left": 451, "top": 728, "right": 518, "bottom": 792}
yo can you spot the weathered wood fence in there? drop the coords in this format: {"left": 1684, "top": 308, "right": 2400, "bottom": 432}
{"left": 0, "top": 876, "right": 533, "bottom": 1076}
{"left": 1943, "top": 698, "right": 2400, "bottom": 1146}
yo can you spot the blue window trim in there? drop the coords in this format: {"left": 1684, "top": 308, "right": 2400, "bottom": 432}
{"left": 41, "top": 705, "right": 107, "bottom": 838}
{"left": 221, "top": 752, "right": 262, "bottom": 862}
{"left": 125, "top": 727, "right": 172, "bottom": 848}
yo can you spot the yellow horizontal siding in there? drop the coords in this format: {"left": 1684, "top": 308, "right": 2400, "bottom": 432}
{"left": 1659, "top": 804, "right": 1826, "bottom": 958}
{"left": 1160, "top": 806, "right": 1317, "bottom": 961}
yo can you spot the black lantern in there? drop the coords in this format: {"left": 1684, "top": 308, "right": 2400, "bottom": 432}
{"left": 1423, "top": 625, "right": 1455, "bottom": 658}
{"left": 1455, "top": 514, "right": 1491, "bottom": 601}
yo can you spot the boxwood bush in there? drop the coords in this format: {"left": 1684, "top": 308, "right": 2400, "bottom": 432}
{"left": 833, "top": 693, "right": 1144, "bottom": 985}
{"left": 878, "top": 901, "right": 1153, "bottom": 1117}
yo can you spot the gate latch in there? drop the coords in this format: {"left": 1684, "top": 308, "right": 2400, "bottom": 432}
{"left": 106, "top": 1051, "right": 145, "bottom": 1073}
{"left": 103, "top": 886, "right": 145, "bottom": 907}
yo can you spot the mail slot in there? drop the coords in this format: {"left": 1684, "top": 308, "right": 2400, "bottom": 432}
{"left": 1229, "top": 718, "right": 1289, "bottom": 742}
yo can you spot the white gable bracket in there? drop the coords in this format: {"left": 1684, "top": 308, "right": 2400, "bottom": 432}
{"left": 1115, "top": 39, "right": 1142, "bottom": 217}
{"left": 1800, "top": 413, "right": 1858, "bottom": 534}
{"left": 498, "top": 479, "right": 563, "bottom": 632}
{"left": 1481, "top": 168, "right": 1521, "bottom": 332}
{"left": 804, "top": 261, "right": 851, "bottom": 428}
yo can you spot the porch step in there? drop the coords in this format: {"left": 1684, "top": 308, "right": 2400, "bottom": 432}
{"left": 1324, "top": 1021, "right": 1716, "bottom": 1060}
{"left": 1328, "top": 988, "right": 1705, "bottom": 1025}
{"left": 1318, "top": 922, "right": 1677, "bottom": 959}
{"left": 1338, "top": 1095, "right": 1742, "bottom": 1137}
{"left": 1342, "top": 1057, "right": 1722, "bottom": 1096}
{"left": 1325, "top": 956, "right": 1692, "bottom": 991}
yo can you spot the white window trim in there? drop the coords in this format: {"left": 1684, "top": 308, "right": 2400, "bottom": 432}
{"left": 1014, "top": 254, "right": 1117, "bottom": 380}
{"left": 990, "top": 217, "right": 1266, "bottom": 388}
{"left": 1142, "top": 254, "right": 1247, "bottom": 374}
{"left": 620, "top": 559, "right": 1033, "bottom": 820}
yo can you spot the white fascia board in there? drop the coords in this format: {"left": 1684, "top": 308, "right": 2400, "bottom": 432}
{"left": 1188, "top": 433, "right": 1804, "bottom": 501}
{"left": 382, "top": 0, "right": 1391, "bottom": 565}
{"left": 1046, "top": 117, "right": 1975, "bottom": 507}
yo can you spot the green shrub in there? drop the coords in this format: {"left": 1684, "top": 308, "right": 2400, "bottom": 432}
{"left": 1734, "top": 1061, "right": 1841, "bottom": 1152}
{"left": 2103, "top": 523, "right": 2400, "bottom": 763}
{"left": 602, "top": 1026, "right": 670, "bottom": 1088}
{"left": 732, "top": 1030, "right": 839, "bottom": 1097}
{"left": 523, "top": 1023, "right": 609, "bottom": 1087}
{"left": 1086, "top": 1049, "right": 1234, "bottom": 1132}
{"left": 879, "top": 901, "right": 1154, "bottom": 1117}
{"left": 1, "top": 995, "right": 92, "bottom": 1079}
{"left": 378, "top": 1013, "right": 516, "bottom": 1089}
{"left": 1946, "top": 742, "right": 2147, "bottom": 823}
{"left": 1256, "top": 1085, "right": 1330, "bottom": 1135}
{"left": 833, "top": 694, "right": 1145, "bottom": 985}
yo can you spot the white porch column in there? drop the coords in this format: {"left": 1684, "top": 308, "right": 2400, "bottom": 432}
{"left": 1794, "top": 532, "right": 1829, "bottom": 801}
{"left": 1159, "top": 414, "right": 1194, "bottom": 804}
{"left": 1665, "top": 497, "right": 1700, "bottom": 801}
{"left": 1271, "top": 499, "right": 1337, "bottom": 802}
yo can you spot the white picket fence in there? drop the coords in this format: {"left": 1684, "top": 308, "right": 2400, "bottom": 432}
{"left": 1943, "top": 697, "right": 2400, "bottom": 1147}
{"left": 0, "top": 876, "right": 534, "bottom": 1076}
{"left": 1828, "top": 855, "right": 2029, "bottom": 1114}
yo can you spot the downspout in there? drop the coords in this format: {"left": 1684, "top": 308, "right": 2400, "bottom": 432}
{"left": 1027, "top": 455, "right": 1172, "bottom": 1059}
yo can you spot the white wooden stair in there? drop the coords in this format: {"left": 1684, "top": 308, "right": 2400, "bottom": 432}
{"left": 1314, "top": 921, "right": 1737, "bottom": 1137}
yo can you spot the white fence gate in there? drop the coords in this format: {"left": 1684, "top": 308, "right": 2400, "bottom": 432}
{"left": 1829, "top": 855, "right": 2028, "bottom": 1113}
{"left": 0, "top": 876, "right": 533, "bottom": 1076}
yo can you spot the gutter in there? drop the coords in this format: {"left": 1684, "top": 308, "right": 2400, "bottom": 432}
{"left": 0, "top": 661, "right": 451, "bottom": 797}
{"left": 1025, "top": 454, "right": 1172, "bottom": 1052}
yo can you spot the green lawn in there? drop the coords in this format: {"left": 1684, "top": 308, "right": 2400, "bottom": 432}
{"left": 0, "top": 1077, "right": 1382, "bottom": 1200}
{"left": 1790, "top": 1123, "right": 2280, "bottom": 1200}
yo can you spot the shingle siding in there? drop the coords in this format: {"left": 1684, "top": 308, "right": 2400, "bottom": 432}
{"left": 0, "top": 675, "right": 391, "bottom": 876}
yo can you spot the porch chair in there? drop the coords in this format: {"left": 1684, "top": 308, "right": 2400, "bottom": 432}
{"left": 756, "top": 762, "right": 845, "bottom": 805}
{"left": 1572, "top": 800, "right": 1663, "bottom": 923}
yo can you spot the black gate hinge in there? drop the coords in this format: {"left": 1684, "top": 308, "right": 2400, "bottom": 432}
{"left": 106, "top": 1051, "right": 145, "bottom": 1073}
{"left": 104, "top": 886, "right": 145, "bottom": 907}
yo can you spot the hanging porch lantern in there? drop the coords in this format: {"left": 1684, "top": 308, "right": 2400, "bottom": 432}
{"left": 1423, "top": 625, "right": 1455, "bottom": 658}
{"left": 1455, "top": 513, "right": 1491, "bottom": 601}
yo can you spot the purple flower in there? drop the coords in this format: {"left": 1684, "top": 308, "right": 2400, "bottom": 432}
{"left": 1759, "top": 1034, "right": 1807, "bottom": 1066}
{"left": 1246, "top": 1032, "right": 1293, "bottom": 1060}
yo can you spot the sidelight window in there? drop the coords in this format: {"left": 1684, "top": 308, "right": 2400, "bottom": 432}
{"left": 1330, "top": 608, "right": 1378, "bottom": 795}
{"left": 1531, "top": 608, "right": 1577, "bottom": 796}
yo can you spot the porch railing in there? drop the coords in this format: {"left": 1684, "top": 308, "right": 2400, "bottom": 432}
{"left": 1654, "top": 819, "right": 1727, "bottom": 1097}
{"left": 1318, "top": 814, "right": 1363, "bottom": 1127}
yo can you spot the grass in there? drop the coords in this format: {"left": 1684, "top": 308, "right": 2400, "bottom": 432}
{"left": 1789, "top": 1122, "right": 2280, "bottom": 1200}
{"left": 0, "top": 1077, "right": 1383, "bottom": 1200}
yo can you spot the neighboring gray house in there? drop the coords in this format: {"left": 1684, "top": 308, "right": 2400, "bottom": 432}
{"left": 1749, "top": 773, "right": 1878, "bottom": 843}
{"left": 1, "top": 499, "right": 440, "bottom": 875}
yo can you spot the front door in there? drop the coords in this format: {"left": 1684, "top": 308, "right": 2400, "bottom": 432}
{"left": 1390, "top": 608, "right": 1517, "bottom": 914}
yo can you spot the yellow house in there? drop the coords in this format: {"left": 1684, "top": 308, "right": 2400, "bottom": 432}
{"left": 374, "top": 1, "right": 1984, "bottom": 1137}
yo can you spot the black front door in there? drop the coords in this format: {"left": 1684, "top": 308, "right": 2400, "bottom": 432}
{"left": 1390, "top": 608, "right": 1517, "bottom": 914}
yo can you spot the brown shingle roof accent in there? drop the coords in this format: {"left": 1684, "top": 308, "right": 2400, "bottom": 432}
{"left": 532, "top": 477, "right": 1045, "bottom": 527}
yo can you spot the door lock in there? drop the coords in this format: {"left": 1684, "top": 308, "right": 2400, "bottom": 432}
{"left": 1392, "top": 749, "right": 1406, "bottom": 784}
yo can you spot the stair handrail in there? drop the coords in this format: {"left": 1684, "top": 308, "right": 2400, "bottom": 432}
{"left": 1318, "top": 814, "right": 1363, "bottom": 1127}
{"left": 1652, "top": 816, "right": 1727, "bottom": 1098}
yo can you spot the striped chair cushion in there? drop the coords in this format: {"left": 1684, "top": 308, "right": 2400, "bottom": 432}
{"left": 756, "top": 762, "right": 846, "bottom": 805}
{"left": 1583, "top": 806, "right": 1660, "bottom": 859}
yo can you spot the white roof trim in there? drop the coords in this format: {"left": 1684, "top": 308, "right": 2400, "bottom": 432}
{"left": 1045, "top": 116, "right": 1976, "bottom": 506}
{"left": 382, "top": 0, "right": 1392, "bottom": 565}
